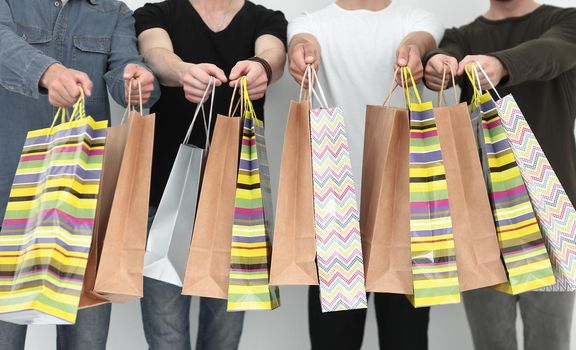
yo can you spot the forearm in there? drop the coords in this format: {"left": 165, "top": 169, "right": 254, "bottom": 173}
{"left": 255, "top": 47, "right": 285, "bottom": 83}
{"left": 491, "top": 38, "right": 576, "bottom": 86}
{"left": 0, "top": 0, "right": 58, "bottom": 98}
{"left": 143, "top": 47, "right": 188, "bottom": 87}
{"left": 400, "top": 31, "right": 437, "bottom": 58}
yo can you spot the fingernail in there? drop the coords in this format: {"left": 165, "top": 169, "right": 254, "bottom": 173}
{"left": 398, "top": 59, "right": 407, "bottom": 65}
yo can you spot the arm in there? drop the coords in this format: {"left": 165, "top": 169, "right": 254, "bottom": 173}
{"left": 138, "top": 28, "right": 227, "bottom": 103}
{"left": 0, "top": 0, "right": 57, "bottom": 97}
{"left": 486, "top": 9, "right": 576, "bottom": 87}
{"left": 104, "top": 3, "right": 160, "bottom": 108}
{"left": 288, "top": 33, "right": 320, "bottom": 86}
{"left": 228, "top": 34, "right": 286, "bottom": 100}
{"left": 395, "top": 31, "right": 437, "bottom": 84}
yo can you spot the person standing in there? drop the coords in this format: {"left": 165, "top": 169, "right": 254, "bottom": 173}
{"left": 0, "top": 1, "right": 159, "bottom": 349}
{"left": 424, "top": 1, "right": 576, "bottom": 349}
{"left": 133, "top": 1, "right": 286, "bottom": 349}
{"left": 288, "top": 0, "right": 443, "bottom": 349}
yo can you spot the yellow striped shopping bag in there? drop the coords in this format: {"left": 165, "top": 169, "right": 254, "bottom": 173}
{"left": 0, "top": 95, "right": 107, "bottom": 324}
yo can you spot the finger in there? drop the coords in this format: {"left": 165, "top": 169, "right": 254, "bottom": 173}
{"left": 229, "top": 61, "right": 251, "bottom": 81}
{"left": 203, "top": 64, "right": 228, "bottom": 83}
{"left": 62, "top": 79, "right": 81, "bottom": 102}
{"left": 303, "top": 44, "right": 318, "bottom": 65}
{"left": 75, "top": 72, "right": 93, "bottom": 97}
{"left": 55, "top": 84, "right": 77, "bottom": 107}
{"left": 123, "top": 64, "right": 139, "bottom": 80}
{"left": 396, "top": 45, "right": 410, "bottom": 67}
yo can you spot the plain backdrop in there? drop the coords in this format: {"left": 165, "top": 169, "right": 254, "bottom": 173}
{"left": 23, "top": 0, "right": 575, "bottom": 349}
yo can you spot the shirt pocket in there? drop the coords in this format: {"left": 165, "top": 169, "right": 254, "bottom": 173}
{"left": 15, "top": 23, "right": 53, "bottom": 53}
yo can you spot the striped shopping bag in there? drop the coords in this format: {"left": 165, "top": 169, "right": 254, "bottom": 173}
{"left": 227, "top": 78, "right": 279, "bottom": 311}
{"left": 0, "top": 98, "right": 107, "bottom": 324}
{"left": 404, "top": 67, "right": 461, "bottom": 307}
{"left": 476, "top": 91, "right": 555, "bottom": 294}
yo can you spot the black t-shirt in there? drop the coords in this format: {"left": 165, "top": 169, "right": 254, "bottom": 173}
{"left": 134, "top": 0, "right": 287, "bottom": 207}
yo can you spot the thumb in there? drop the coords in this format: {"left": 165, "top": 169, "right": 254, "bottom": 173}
{"left": 303, "top": 45, "right": 317, "bottom": 64}
{"left": 229, "top": 61, "right": 250, "bottom": 81}
{"left": 397, "top": 45, "right": 410, "bottom": 67}
{"left": 123, "top": 64, "right": 138, "bottom": 80}
{"left": 76, "top": 74, "right": 93, "bottom": 97}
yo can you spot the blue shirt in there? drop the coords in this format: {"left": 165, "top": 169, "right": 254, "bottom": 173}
{"left": 0, "top": 0, "right": 160, "bottom": 220}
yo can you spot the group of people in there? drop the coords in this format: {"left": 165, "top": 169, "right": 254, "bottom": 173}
{"left": 0, "top": 0, "right": 574, "bottom": 349}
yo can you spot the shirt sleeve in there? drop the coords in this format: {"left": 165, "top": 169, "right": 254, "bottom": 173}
{"left": 0, "top": 0, "right": 58, "bottom": 99}
{"left": 133, "top": 1, "right": 171, "bottom": 36}
{"left": 105, "top": 2, "right": 160, "bottom": 108}
{"left": 406, "top": 7, "right": 445, "bottom": 46}
{"left": 490, "top": 7, "right": 576, "bottom": 87}
{"left": 423, "top": 26, "right": 470, "bottom": 67}
{"left": 254, "top": 6, "right": 288, "bottom": 48}
{"left": 287, "top": 13, "right": 316, "bottom": 44}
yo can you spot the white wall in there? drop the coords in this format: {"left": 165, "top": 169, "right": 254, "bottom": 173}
{"left": 25, "top": 0, "right": 575, "bottom": 349}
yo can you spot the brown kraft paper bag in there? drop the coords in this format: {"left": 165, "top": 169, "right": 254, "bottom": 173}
{"left": 361, "top": 104, "right": 413, "bottom": 294}
{"left": 434, "top": 102, "right": 507, "bottom": 291}
{"left": 269, "top": 101, "right": 318, "bottom": 286}
{"left": 93, "top": 110, "right": 155, "bottom": 302}
{"left": 181, "top": 114, "right": 242, "bottom": 299}
{"left": 79, "top": 123, "right": 129, "bottom": 308}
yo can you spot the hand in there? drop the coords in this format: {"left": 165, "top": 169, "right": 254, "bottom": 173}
{"left": 394, "top": 44, "right": 424, "bottom": 86}
{"left": 40, "top": 63, "right": 93, "bottom": 108}
{"left": 179, "top": 63, "right": 227, "bottom": 103}
{"left": 123, "top": 64, "right": 155, "bottom": 106}
{"left": 458, "top": 55, "right": 508, "bottom": 90}
{"left": 424, "top": 54, "right": 459, "bottom": 91}
{"left": 289, "top": 41, "right": 319, "bottom": 88}
{"left": 228, "top": 60, "right": 268, "bottom": 100}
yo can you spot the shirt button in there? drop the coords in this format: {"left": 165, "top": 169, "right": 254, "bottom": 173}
{"left": 21, "top": 33, "right": 27, "bottom": 40}
{"left": 54, "top": 1, "right": 60, "bottom": 6}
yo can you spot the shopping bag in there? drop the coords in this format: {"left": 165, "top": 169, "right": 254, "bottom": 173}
{"left": 79, "top": 120, "right": 128, "bottom": 308}
{"left": 144, "top": 79, "right": 216, "bottom": 287}
{"left": 404, "top": 67, "right": 460, "bottom": 307}
{"left": 93, "top": 84, "right": 155, "bottom": 302}
{"left": 269, "top": 79, "right": 318, "bottom": 286}
{"left": 182, "top": 98, "right": 242, "bottom": 299}
{"left": 308, "top": 67, "right": 367, "bottom": 312}
{"left": 434, "top": 68, "right": 507, "bottom": 291}
{"left": 227, "top": 77, "right": 280, "bottom": 311}
{"left": 471, "top": 64, "right": 576, "bottom": 292}
{"left": 361, "top": 83, "right": 412, "bottom": 294}
{"left": 466, "top": 64, "right": 555, "bottom": 294}
{"left": 0, "top": 95, "right": 107, "bottom": 324}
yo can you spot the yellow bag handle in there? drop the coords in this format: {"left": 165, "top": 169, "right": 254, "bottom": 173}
{"left": 48, "top": 88, "right": 86, "bottom": 133}
{"left": 241, "top": 76, "right": 258, "bottom": 120}
{"left": 402, "top": 66, "right": 422, "bottom": 109}
{"left": 464, "top": 64, "right": 482, "bottom": 110}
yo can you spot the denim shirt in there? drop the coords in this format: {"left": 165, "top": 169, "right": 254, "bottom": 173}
{"left": 0, "top": 0, "right": 160, "bottom": 220}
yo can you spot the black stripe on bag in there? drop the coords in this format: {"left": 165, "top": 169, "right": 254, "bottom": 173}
{"left": 410, "top": 174, "right": 447, "bottom": 183}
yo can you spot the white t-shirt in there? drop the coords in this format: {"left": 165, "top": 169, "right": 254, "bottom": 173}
{"left": 288, "top": 2, "right": 444, "bottom": 200}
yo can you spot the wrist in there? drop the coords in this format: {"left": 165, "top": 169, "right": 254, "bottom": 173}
{"left": 248, "top": 57, "right": 272, "bottom": 85}
{"left": 176, "top": 62, "right": 194, "bottom": 85}
{"left": 40, "top": 63, "right": 64, "bottom": 89}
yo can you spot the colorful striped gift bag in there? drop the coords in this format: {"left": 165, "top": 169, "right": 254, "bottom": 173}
{"left": 497, "top": 96, "right": 576, "bottom": 292}
{"left": 308, "top": 67, "right": 367, "bottom": 312}
{"left": 465, "top": 62, "right": 576, "bottom": 292}
{"left": 227, "top": 78, "right": 280, "bottom": 311}
{"left": 0, "top": 95, "right": 107, "bottom": 324}
{"left": 466, "top": 64, "right": 555, "bottom": 294}
{"left": 404, "top": 67, "right": 460, "bottom": 307}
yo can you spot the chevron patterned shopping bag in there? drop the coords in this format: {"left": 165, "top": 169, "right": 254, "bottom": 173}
{"left": 227, "top": 78, "right": 280, "bottom": 311}
{"left": 467, "top": 64, "right": 576, "bottom": 292}
{"left": 307, "top": 67, "right": 367, "bottom": 312}
{"left": 0, "top": 95, "right": 107, "bottom": 324}
{"left": 467, "top": 64, "right": 555, "bottom": 294}
{"left": 403, "top": 67, "right": 461, "bottom": 307}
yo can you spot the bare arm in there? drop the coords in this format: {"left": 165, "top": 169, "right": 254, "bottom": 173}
{"left": 395, "top": 31, "right": 437, "bottom": 84}
{"left": 138, "top": 27, "right": 226, "bottom": 103}
{"left": 254, "top": 34, "right": 286, "bottom": 83}
{"left": 288, "top": 33, "right": 320, "bottom": 86}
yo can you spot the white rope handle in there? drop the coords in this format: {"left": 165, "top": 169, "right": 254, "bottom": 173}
{"left": 474, "top": 61, "right": 502, "bottom": 100}
{"left": 305, "top": 65, "right": 329, "bottom": 109}
{"left": 184, "top": 77, "right": 216, "bottom": 148}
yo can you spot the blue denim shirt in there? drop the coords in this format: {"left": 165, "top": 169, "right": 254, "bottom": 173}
{"left": 0, "top": 0, "right": 160, "bottom": 220}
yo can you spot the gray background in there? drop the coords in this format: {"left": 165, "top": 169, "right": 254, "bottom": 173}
{"left": 25, "top": 0, "right": 575, "bottom": 348}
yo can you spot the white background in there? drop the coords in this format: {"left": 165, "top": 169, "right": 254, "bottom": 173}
{"left": 25, "top": 0, "right": 575, "bottom": 349}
